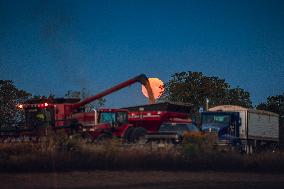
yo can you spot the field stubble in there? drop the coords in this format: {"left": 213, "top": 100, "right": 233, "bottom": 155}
{"left": 0, "top": 133, "right": 284, "bottom": 173}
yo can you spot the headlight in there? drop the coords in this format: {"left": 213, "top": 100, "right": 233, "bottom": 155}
{"left": 175, "top": 135, "right": 181, "bottom": 142}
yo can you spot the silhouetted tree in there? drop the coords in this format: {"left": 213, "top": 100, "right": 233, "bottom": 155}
{"left": 225, "top": 87, "right": 252, "bottom": 108}
{"left": 257, "top": 93, "right": 284, "bottom": 120}
{"left": 160, "top": 71, "right": 252, "bottom": 114}
{"left": 0, "top": 80, "right": 31, "bottom": 127}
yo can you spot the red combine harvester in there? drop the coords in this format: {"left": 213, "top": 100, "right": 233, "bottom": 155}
{"left": 1, "top": 74, "right": 154, "bottom": 142}
{"left": 1, "top": 74, "right": 193, "bottom": 143}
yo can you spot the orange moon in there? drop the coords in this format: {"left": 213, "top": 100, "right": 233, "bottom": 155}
{"left": 142, "top": 78, "right": 164, "bottom": 99}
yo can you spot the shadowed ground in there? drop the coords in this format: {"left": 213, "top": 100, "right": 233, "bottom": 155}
{"left": 1, "top": 171, "right": 284, "bottom": 189}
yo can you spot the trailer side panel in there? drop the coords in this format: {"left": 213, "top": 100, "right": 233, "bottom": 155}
{"left": 247, "top": 111, "right": 279, "bottom": 141}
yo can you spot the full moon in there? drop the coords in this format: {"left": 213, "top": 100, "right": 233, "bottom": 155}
{"left": 142, "top": 78, "right": 164, "bottom": 99}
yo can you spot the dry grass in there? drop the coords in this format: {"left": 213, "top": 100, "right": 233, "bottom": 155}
{"left": 0, "top": 134, "right": 284, "bottom": 173}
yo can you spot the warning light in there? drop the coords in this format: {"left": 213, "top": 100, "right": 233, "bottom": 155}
{"left": 18, "top": 104, "right": 23, "bottom": 109}
{"left": 36, "top": 103, "right": 53, "bottom": 108}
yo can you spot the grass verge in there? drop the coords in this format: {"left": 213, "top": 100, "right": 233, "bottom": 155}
{"left": 0, "top": 134, "right": 284, "bottom": 173}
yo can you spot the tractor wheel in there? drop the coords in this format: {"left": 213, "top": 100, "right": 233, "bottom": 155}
{"left": 82, "top": 132, "right": 94, "bottom": 143}
{"left": 131, "top": 127, "right": 147, "bottom": 144}
{"left": 95, "top": 133, "right": 112, "bottom": 145}
{"left": 123, "top": 127, "right": 135, "bottom": 143}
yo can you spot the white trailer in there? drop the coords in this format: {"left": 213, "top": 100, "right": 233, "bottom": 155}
{"left": 209, "top": 105, "right": 279, "bottom": 153}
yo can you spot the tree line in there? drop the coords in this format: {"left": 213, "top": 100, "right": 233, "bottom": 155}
{"left": 0, "top": 71, "right": 283, "bottom": 127}
{"left": 160, "top": 71, "right": 283, "bottom": 120}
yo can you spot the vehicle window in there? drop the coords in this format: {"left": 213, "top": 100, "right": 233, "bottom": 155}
{"left": 202, "top": 115, "right": 230, "bottom": 124}
{"left": 99, "top": 112, "right": 116, "bottom": 124}
{"left": 117, "top": 112, "right": 128, "bottom": 124}
{"left": 159, "top": 123, "right": 199, "bottom": 132}
{"left": 25, "top": 108, "right": 54, "bottom": 127}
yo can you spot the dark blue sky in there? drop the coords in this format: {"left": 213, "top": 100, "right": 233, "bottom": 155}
{"left": 0, "top": 0, "right": 283, "bottom": 107}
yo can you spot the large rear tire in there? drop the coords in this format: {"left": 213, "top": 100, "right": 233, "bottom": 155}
{"left": 123, "top": 127, "right": 135, "bottom": 143}
{"left": 95, "top": 133, "right": 112, "bottom": 145}
{"left": 82, "top": 132, "right": 94, "bottom": 143}
{"left": 131, "top": 127, "right": 147, "bottom": 144}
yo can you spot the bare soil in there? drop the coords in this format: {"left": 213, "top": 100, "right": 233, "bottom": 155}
{"left": 1, "top": 171, "right": 284, "bottom": 189}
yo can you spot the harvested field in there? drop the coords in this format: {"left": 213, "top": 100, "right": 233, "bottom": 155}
{"left": 1, "top": 171, "right": 284, "bottom": 189}
{"left": 1, "top": 136, "right": 284, "bottom": 173}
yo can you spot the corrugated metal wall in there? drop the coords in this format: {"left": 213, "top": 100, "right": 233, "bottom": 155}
{"left": 280, "top": 119, "right": 284, "bottom": 148}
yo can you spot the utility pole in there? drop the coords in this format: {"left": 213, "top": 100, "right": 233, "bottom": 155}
{"left": 206, "top": 97, "right": 209, "bottom": 111}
